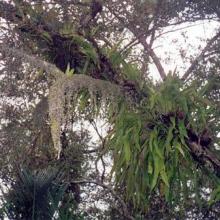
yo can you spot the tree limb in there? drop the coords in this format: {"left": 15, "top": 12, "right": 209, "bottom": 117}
{"left": 89, "top": 120, "right": 107, "bottom": 182}
{"left": 0, "top": 1, "right": 19, "bottom": 23}
{"left": 72, "top": 179, "right": 135, "bottom": 220}
{"left": 107, "top": 6, "right": 166, "bottom": 81}
{"left": 188, "top": 141, "right": 220, "bottom": 178}
{"left": 137, "top": 35, "right": 166, "bottom": 81}
{"left": 0, "top": 44, "right": 63, "bottom": 80}
{"left": 182, "top": 30, "right": 220, "bottom": 81}
{"left": 0, "top": 1, "right": 146, "bottom": 101}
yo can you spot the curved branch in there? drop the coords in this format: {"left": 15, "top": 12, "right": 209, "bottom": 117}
{"left": 137, "top": 35, "right": 166, "bottom": 81}
{"left": 182, "top": 30, "right": 220, "bottom": 81}
{"left": 72, "top": 179, "right": 135, "bottom": 220}
{"left": 0, "top": 1, "right": 146, "bottom": 101}
{"left": 188, "top": 141, "right": 220, "bottom": 178}
{"left": 0, "top": 44, "right": 63, "bottom": 80}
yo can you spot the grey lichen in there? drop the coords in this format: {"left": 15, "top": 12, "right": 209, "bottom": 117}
{"left": 0, "top": 45, "right": 62, "bottom": 80}
{"left": 48, "top": 74, "right": 122, "bottom": 159}
{"left": 0, "top": 44, "right": 124, "bottom": 158}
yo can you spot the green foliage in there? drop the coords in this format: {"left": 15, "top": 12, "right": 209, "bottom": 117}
{"left": 109, "top": 76, "right": 219, "bottom": 212}
{"left": 1, "top": 168, "right": 82, "bottom": 220}
{"left": 210, "top": 184, "right": 220, "bottom": 205}
{"left": 106, "top": 41, "right": 142, "bottom": 83}
{"left": 65, "top": 63, "right": 75, "bottom": 77}
{"left": 1, "top": 168, "right": 62, "bottom": 219}
{"left": 71, "top": 34, "right": 99, "bottom": 67}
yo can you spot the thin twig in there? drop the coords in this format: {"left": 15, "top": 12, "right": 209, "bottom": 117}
{"left": 120, "top": 38, "right": 139, "bottom": 54}
{"left": 155, "top": 22, "right": 210, "bottom": 39}
{"left": 90, "top": 120, "right": 107, "bottom": 182}
{"left": 72, "top": 179, "right": 135, "bottom": 220}
{"left": 182, "top": 30, "right": 220, "bottom": 81}
{"left": 107, "top": 6, "right": 166, "bottom": 81}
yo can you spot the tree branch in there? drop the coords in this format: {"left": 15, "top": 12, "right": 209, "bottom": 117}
{"left": 188, "top": 141, "right": 220, "bottom": 178}
{"left": 182, "top": 30, "right": 220, "bottom": 81}
{"left": 89, "top": 120, "right": 107, "bottom": 182}
{"left": 107, "top": 6, "right": 166, "bottom": 81}
{"left": 72, "top": 179, "right": 135, "bottom": 220}
{"left": 1, "top": 2, "right": 147, "bottom": 102}
{"left": 0, "top": 44, "right": 63, "bottom": 80}
{"left": 137, "top": 35, "right": 166, "bottom": 81}
{"left": 0, "top": 1, "right": 19, "bottom": 23}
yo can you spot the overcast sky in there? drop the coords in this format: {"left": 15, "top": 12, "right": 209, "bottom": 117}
{"left": 149, "top": 20, "right": 220, "bottom": 80}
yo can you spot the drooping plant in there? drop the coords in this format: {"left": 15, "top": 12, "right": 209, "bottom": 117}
{"left": 108, "top": 75, "right": 220, "bottom": 212}
{"left": 1, "top": 167, "right": 83, "bottom": 220}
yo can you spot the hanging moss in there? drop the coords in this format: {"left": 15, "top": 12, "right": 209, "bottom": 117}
{"left": 48, "top": 74, "right": 122, "bottom": 158}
